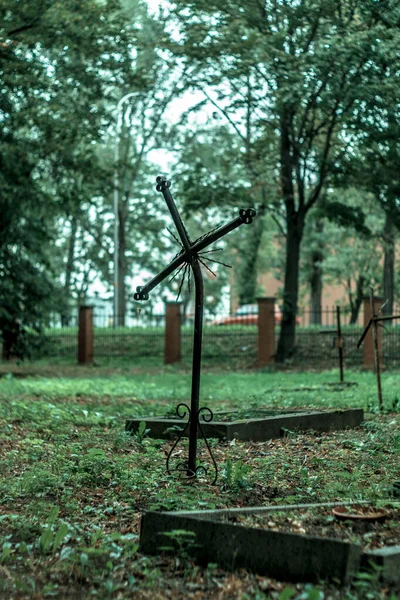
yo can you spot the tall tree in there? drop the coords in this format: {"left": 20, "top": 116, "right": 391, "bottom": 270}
{"left": 0, "top": 0, "right": 137, "bottom": 354}
{"left": 173, "top": 84, "right": 280, "bottom": 307}
{"left": 166, "top": 0, "right": 400, "bottom": 360}
{"left": 302, "top": 218, "right": 325, "bottom": 325}
{"left": 340, "top": 104, "right": 400, "bottom": 319}
{"left": 322, "top": 190, "right": 384, "bottom": 323}
{"left": 113, "top": 77, "right": 188, "bottom": 322}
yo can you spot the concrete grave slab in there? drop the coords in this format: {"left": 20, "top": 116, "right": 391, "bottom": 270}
{"left": 362, "top": 545, "right": 400, "bottom": 584}
{"left": 140, "top": 502, "right": 399, "bottom": 585}
{"left": 126, "top": 408, "right": 364, "bottom": 441}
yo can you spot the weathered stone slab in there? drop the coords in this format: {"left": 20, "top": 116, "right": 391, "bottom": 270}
{"left": 175, "top": 500, "right": 371, "bottom": 521}
{"left": 140, "top": 510, "right": 361, "bottom": 584}
{"left": 362, "top": 545, "right": 400, "bottom": 584}
{"left": 126, "top": 408, "right": 364, "bottom": 441}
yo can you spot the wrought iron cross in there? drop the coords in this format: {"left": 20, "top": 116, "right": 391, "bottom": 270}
{"left": 134, "top": 176, "right": 256, "bottom": 483}
{"left": 357, "top": 289, "right": 400, "bottom": 412}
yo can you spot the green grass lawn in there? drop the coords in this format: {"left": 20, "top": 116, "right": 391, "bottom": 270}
{"left": 0, "top": 368, "right": 398, "bottom": 416}
{"left": 0, "top": 367, "right": 399, "bottom": 599}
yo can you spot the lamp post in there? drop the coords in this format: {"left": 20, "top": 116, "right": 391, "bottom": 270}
{"left": 113, "top": 92, "right": 136, "bottom": 327}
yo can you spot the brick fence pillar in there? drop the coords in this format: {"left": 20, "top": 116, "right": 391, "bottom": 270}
{"left": 257, "top": 297, "right": 276, "bottom": 367}
{"left": 363, "top": 296, "right": 383, "bottom": 370}
{"left": 164, "top": 302, "right": 181, "bottom": 364}
{"left": 78, "top": 306, "right": 94, "bottom": 365}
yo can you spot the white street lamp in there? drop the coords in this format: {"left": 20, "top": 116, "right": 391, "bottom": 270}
{"left": 114, "top": 92, "right": 136, "bottom": 327}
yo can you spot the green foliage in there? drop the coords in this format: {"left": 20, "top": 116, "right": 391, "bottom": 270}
{"left": 278, "top": 588, "right": 296, "bottom": 600}
{"left": 111, "top": 429, "right": 134, "bottom": 451}
{"left": 132, "top": 421, "right": 151, "bottom": 444}
{"left": 159, "top": 529, "right": 198, "bottom": 559}
{"left": 58, "top": 531, "right": 139, "bottom": 582}
{"left": 221, "top": 458, "right": 252, "bottom": 491}
{"left": 0, "top": 0, "right": 138, "bottom": 355}
{"left": 349, "top": 561, "right": 385, "bottom": 599}
{"left": 277, "top": 584, "right": 325, "bottom": 600}
{"left": 1, "top": 368, "right": 399, "bottom": 412}
{"left": 17, "top": 468, "right": 61, "bottom": 498}
{"left": 39, "top": 507, "right": 69, "bottom": 555}
{"left": 299, "top": 189, "right": 385, "bottom": 320}
{"left": 167, "top": 0, "right": 400, "bottom": 360}
{"left": 0, "top": 542, "right": 12, "bottom": 564}
{"left": 78, "top": 448, "right": 119, "bottom": 486}
{"left": 0, "top": 367, "right": 399, "bottom": 596}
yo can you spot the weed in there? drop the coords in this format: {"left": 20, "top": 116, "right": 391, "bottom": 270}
{"left": 278, "top": 587, "right": 296, "bottom": 600}
{"left": 111, "top": 429, "right": 132, "bottom": 450}
{"left": 77, "top": 448, "right": 118, "bottom": 485}
{"left": 347, "top": 562, "right": 385, "bottom": 599}
{"left": 1, "top": 369, "right": 399, "bottom": 598}
{"left": 159, "top": 529, "right": 199, "bottom": 572}
{"left": 131, "top": 421, "right": 150, "bottom": 444}
{"left": 0, "top": 542, "right": 12, "bottom": 564}
{"left": 281, "top": 427, "right": 297, "bottom": 439}
{"left": 18, "top": 468, "right": 61, "bottom": 498}
{"left": 58, "top": 532, "right": 139, "bottom": 577}
{"left": 39, "top": 507, "right": 69, "bottom": 555}
{"left": 220, "top": 459, "right": 252, "bottom": 491}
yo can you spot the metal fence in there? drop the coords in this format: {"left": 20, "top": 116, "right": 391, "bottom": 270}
{"left": 42, "top": 315, "right": 79, "bottom": 360}
{"left": 29, "top": 304, "right": 400, "bottom": 369}
{"left": 93, "top": 312, "right": 165, "bottom": 359}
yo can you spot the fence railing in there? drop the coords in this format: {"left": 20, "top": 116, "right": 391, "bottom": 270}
{"left": 12, "top": 297, "right": 399, "bottom": 370}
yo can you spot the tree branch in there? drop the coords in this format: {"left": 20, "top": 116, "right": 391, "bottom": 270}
{"left": 7, "top": 21, "right": 40, "bottom": 37}
{"left": 202, "top": 89, "right": 246, "bottom": 142}
{"left": 81, "top": 222, "right": 112, "bottom": 257}
{"left": 302, "top": 10, "right": 322, "bottom": 54}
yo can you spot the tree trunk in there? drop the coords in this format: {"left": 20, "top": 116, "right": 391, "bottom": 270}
{"left": 116, "top": 118, "right": 133, "bottom": 328}
{"left": 310, "top": 222, "right": 324, "bottom": 325}
{"left": 276, "top": 213, "right": 304, "bottom": 361}
{"left": 310, "top": 253, "right": 322, "bottom": 325}
{"left": 276, "top": 110, "right": 304, "bottom": 362}
{"left": 382, "top": 212, "right": 395, "bottom": 321}
{"left": 61, "top": 216, "right": 77, "bottom": 327}
{"left": 2, "top": 319, "right": 20, "bottom": 360}
{"left": 238, "top": 212, "right": 264, "bottom": 306}
{"left": 349, "top": 275, "right": 365, "bottom": 324}
{"left": 118, "top": 202, "right": 127, "bottom": 327}
{"left": 310, "top": 259, "right": 323, "bottom": 325}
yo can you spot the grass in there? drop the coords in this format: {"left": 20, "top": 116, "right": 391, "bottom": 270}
{"left": 0, "top": 368, "right": 399, "bottom": 413}
{"left": 0, "top": 366, "right": 400, "bottom": 598}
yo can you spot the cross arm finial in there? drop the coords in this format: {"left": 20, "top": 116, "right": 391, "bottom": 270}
{"left": 133, "top": 176, "right": 256, "bottom": 302}
{"left": 156, "top": 176, "right": 191, "bottom": 250}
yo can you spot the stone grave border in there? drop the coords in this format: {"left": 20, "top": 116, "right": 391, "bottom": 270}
{"left": 126, "top": 408, "right": 364, "bottom": 441}
{"left": 140, "top": 501, "right": 400, "bottom": 585}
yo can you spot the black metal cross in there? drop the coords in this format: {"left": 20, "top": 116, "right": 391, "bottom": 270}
{"left": 357, "top": 289, "right": 400, "bottom": 412}
{"left": 134, "top": 176, "right": 256, "bottom": 484}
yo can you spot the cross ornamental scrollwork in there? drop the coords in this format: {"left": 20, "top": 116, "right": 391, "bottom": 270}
{"left": 134, "top": 176, "right": 256, "bottom": 484}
